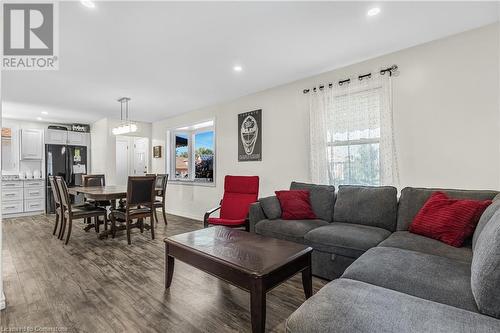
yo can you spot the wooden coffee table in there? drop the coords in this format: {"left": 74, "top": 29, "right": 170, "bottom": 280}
{"left": 164, "top": 226, "right": 313, "bottom": 333}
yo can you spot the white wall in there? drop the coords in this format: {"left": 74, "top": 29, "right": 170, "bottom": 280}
{"left": 152, "top": 23, "right": 500, "bottom": 220}
{"left": 90, "top": 118, "right": 109, "bottom": 175}
{"left": 90, "top": 118, "right": 153, "bottom": 185}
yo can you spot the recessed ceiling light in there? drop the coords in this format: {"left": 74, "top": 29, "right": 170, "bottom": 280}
{"left": 80, "top": 0, "right": 95, "bottom": 9}
{"left": 367, "top": 7, "right": 381, "bottom": 17}
{"left": 36, "top": 117, "right": 42, "bottom": 121}
{"left": 41, "top": 111, "right": 48, "bottom": 115}
{"left": 233, "top": 65, "right": 243, "bottom": 72}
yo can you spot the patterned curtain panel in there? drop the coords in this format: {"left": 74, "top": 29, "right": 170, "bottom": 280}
{"left": 308, "top": 74, "right": 399, "bottom": 186}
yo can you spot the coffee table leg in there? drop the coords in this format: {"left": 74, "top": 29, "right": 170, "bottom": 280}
{"left": 301, "top": 259, "right": 313, "bottom": 299}
{"left": 250, "top": 279, "right": 266, "bottom": 333}
{"left": 165, "top": 245, "right": 175, "bottom": 289}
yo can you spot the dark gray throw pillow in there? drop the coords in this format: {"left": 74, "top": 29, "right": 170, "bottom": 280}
{"left": 259, "top": 196, "right": 282, "bottom": 220}
{"left": 472, "top": 195, "right": 500, "bottom": 251}
{"left": 471, "top": 209, "right": 500, "bottom": 318}
{"left": 290, "top": 182, "right": 335, "bottom": 222}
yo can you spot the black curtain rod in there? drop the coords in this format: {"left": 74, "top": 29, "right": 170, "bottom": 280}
{"left": 303, "top": 64, "right": 398, "bottom": 94}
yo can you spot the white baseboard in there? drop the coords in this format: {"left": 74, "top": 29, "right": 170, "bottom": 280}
{"left": 166, "top": 209, "right": 203, "bottom": 222}
{"left": 0, "top": 291, "right": 6, "bottom": 310}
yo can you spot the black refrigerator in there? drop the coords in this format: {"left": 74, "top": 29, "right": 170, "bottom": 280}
{"left": 45, "top": 144, "right": 88, "bottom": 213}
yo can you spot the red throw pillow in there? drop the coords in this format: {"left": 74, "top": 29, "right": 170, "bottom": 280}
{"left": 275, "top": 190, "right": 316, "bottom": 220}
{"left": 409, "top": 191, "right": 492, "bottom": 247}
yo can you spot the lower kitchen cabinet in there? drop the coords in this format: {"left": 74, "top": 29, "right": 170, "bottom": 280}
{"left": 2, "top": 179, "right": 45, "bottom": 217}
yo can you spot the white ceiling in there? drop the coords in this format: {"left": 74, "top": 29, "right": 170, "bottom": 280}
{"left": 2, "top": 1, "right": 499, "bottom": 124}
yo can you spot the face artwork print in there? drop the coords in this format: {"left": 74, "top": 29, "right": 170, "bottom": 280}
{"left": 241, "top": 115, "right": 258, "bottom": 155}
{"left": 238, "top": 109, "right": 262, "bottom": 161}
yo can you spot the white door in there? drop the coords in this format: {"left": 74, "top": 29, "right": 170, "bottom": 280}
{"left": 133, "top": 137, "right": 148, "bottom": 175}
{"left": 115, "top": 137, "right": 129, "bottom": 185}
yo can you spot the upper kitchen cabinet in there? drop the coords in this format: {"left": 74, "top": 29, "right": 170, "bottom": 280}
{"left": 67, "top": 131, "right": 90, "bottom": 146}
{"left": 45, "top": 129, "right": 89, "bottom": 146}
{"left": 45, "top": 129, "right": 68, "bottom": 145}
{"left": 1, "top": 127, "right": 19, "bottom": 172}
{"left": 20, "top": 129, "right": 43, "bottom": 160}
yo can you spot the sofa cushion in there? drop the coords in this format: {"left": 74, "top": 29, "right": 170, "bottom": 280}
{"left": 285, "top": 278, "right": 500, "bottom": 333}
{"left": 304, "top": 223, "right": 391, "bottom": 258}
{"left": 333, "top": 185, "right": 398, "bottom": 231}
{"left": 379, "top": 231, "right": 472, "bottom": 263}
{"left": 472, "top": 194, "right": 500, "bottom": 251}
{"left": 408, "top": 191, "right": 492, "bottom": 247}
{"left": 254, "top": 219, "right": 328, "bottom": 243}
{"left": 290, "top": 182, "right": 335, "bottom": 222}
{"left": 206, "top": 217, "right": 246, "bottom": 226}
{"left": 342, "top": 247, "right": 477, "bottom": 312}
{"left": 258, "top": 196, "right": 282, "bottom": 220}
{"left": 397, "top": 187, "right": 498, "bottom": 231}
{"left": 276, "top": 190, "right": 316, "bottom": 220}
{"left": 471, "top": 209, "right": 500, "bottom": 318}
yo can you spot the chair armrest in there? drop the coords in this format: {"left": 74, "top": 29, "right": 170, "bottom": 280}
{"left": 248, "top": 202, "right": 266, "bottom": 233}
{"left": 204, "top": 205, "right": 221, "bottom": 227}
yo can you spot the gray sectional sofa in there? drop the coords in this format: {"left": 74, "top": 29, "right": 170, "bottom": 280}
{"left": 248, "top": 182, "right": 500, "bottom": 332}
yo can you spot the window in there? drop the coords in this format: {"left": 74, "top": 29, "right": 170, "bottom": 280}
{"left": 327, "top": 88, "right": 381, "bottom": 186}
{"left": 309, "top": 76, "right": 397, "bottom": 186}
{"left": 169, "top": 120, "right": 215, "bottom": 184}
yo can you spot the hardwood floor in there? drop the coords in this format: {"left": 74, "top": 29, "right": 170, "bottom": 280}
{"left": 0, "top": 213, "right": 327, "bottom": 332}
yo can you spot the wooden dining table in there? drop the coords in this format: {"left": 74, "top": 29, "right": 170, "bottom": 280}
{"left": 68, "top": 185, "right": 163, "bottom": 203}
{"left": 68, "top": 185, "right": 129, "bottom": 204}
{"left": 68, "top": 185, "right": 162, "bottom": 239}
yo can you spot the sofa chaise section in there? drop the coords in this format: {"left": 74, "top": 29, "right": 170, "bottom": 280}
{"left": 341, "top": 246, "right": 478, "bottom": 312}
{"left": 285, "top": 278, "right": 500, "bottom": 333}
{"left": 378, "top": 231, "right": 473, "bottom": 263}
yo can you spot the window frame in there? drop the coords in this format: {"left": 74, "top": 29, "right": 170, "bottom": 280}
{"left": 167, "top": 120, "right": 216, "bottom": 187}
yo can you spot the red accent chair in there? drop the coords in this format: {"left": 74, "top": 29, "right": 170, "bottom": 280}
{"left": 204, "top": 175, "right": 259, "bottom": 231}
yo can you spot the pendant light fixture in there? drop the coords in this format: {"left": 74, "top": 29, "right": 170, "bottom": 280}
{"left": 112, "top": 97, "right": 138, "bottom": 135}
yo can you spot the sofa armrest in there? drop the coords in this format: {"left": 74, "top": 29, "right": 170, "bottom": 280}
{"left": 249, "top": 202, "right": 266, "bottom": 233}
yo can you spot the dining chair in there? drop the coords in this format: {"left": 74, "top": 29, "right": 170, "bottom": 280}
{"left": 82, "top": 174, "right": 105, "bottom": 186}
{"left": 48, "top": 176, "right": 63, "bottom": 237}
{"left": 109, "top": 176, "right": 156, "bottom": 245}
{"left": 81, "top": 174, "right": 110, "bottom": 229}
{"left": 146, "top": 174, "right": 169, "bottom": 225}
{"left": 56, "top": 176, "right": 108, "bottom": 245}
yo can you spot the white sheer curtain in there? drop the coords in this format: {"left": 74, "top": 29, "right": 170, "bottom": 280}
{"left": 308, "top": 74, "right": 399, "bottom": 186}
{"left": 309, "top": 86, "right": 332, "bottom": 184}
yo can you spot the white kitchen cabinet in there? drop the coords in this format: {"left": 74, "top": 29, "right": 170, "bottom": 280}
{"left": 2, "top": 201, "right": 23, "bottom": 214}
{"left": 67, "top": 131, "right": 89, "bottom": 146}
{"left": 24, "top": 179, "right": 44, "bottom": 187}
{"left": 2, "top": 180, "right": 24, "bottom": 215}
{"left": 1, "top": 179, "right": 45, "bottom": 216}
{"left": 1, "top": 187, "right": 23, "bottom": 201}
{"left": 45, "top": 129, "right": 68, "bottom": 145}
{"left": 20, "top": 129, "right": 43, "bottom": 160}
{"left": 24, "top": 187, "right": 44, "bottom": 199}
{"left": 24, "top": 198, "right": 44, "bottom": 212}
